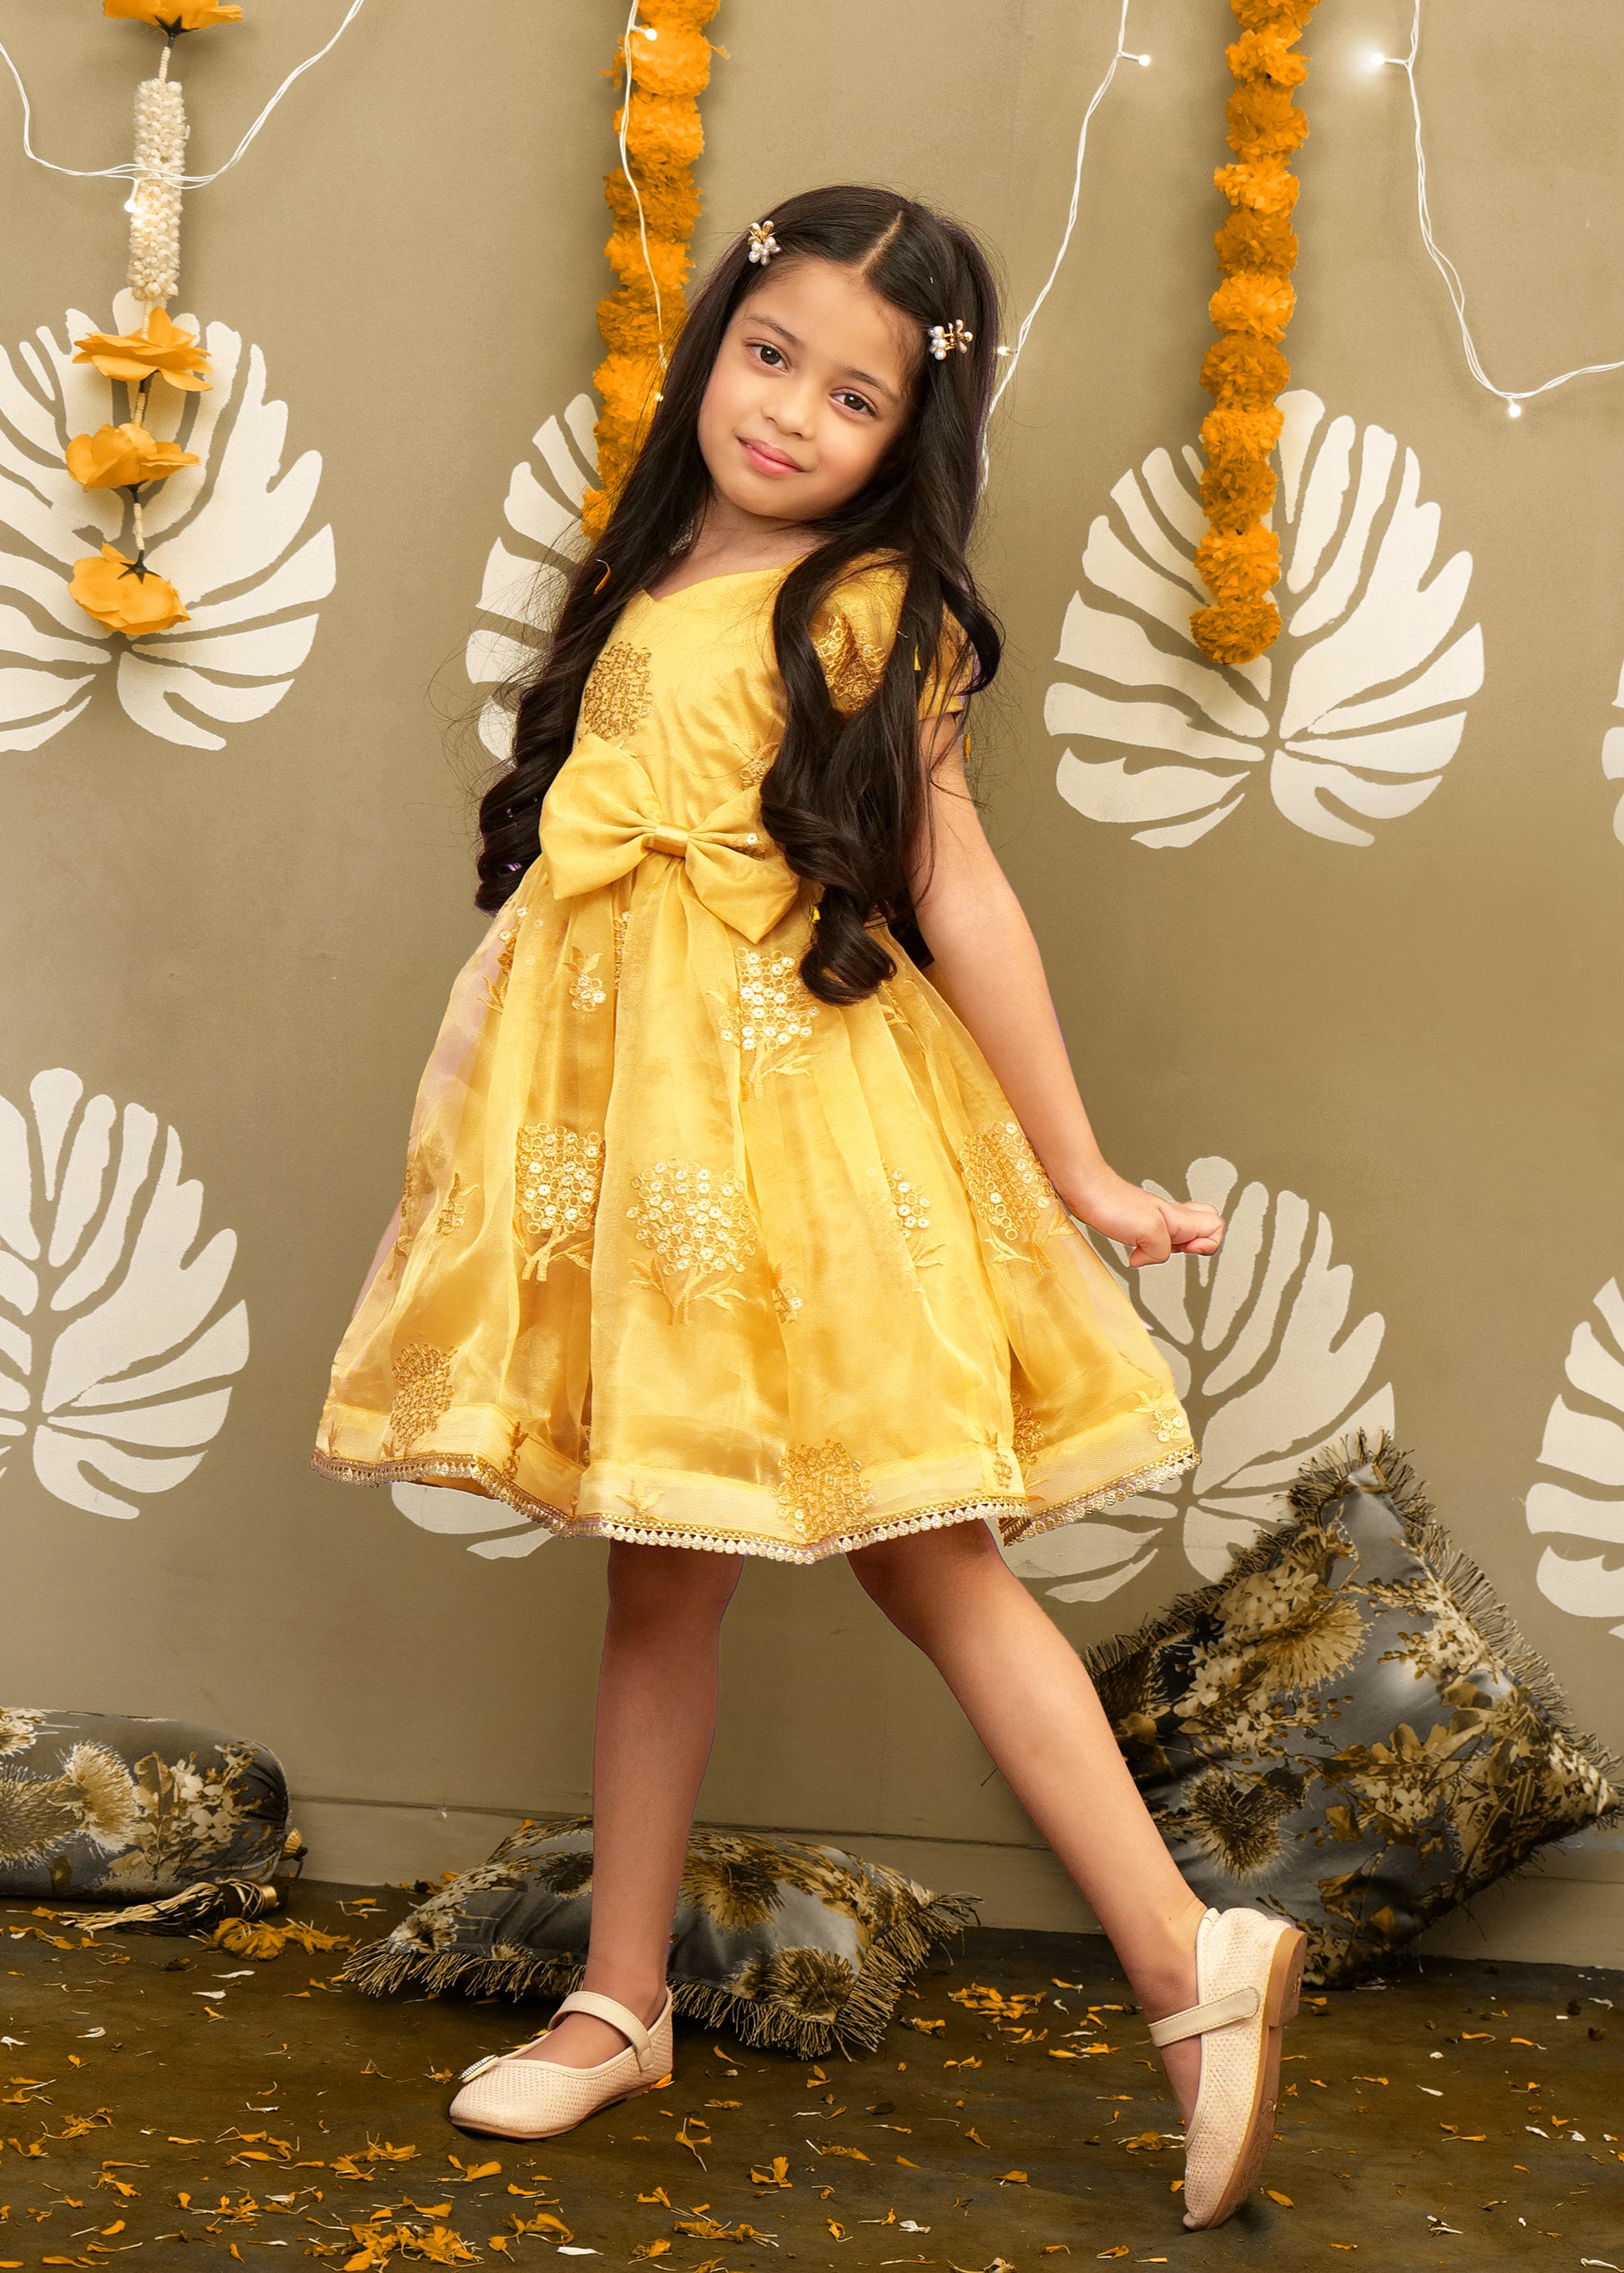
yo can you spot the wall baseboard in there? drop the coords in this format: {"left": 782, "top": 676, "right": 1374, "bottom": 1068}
{"left": 293, "top": 1799, "right": 1624, "bottom": 1971}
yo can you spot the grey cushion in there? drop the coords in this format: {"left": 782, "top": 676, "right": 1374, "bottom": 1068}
{"left": 1085, "top": 1437, "right": 1621, "bottom": 1985}
{"left": 344, "top": 1818, "right": 977, "bottom": 2057}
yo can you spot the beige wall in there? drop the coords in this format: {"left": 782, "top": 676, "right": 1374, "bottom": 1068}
{"left": 1, "top": 0, "right": 1619, "bottom": 1960}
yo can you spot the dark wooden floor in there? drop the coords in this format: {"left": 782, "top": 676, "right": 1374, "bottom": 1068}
{"left": 2, "top": 1886, "right": 1620, "bottom": 2268}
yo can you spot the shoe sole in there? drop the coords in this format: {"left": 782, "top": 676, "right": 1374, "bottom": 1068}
{"left": 450, "top": 2067, "right": 673, "bottom": 2141}
{"left": 1183, "top": 1923, "right": 1306, "bottom": 2231}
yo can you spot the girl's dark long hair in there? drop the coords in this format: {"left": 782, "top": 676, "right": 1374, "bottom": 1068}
{"left": 476, "top": 184, "right": 1002, "bottom": 1005}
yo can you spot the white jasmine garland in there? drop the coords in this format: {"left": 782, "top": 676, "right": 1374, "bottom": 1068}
{"left": 127, "top": 67, "right": 187, "bottom": 304}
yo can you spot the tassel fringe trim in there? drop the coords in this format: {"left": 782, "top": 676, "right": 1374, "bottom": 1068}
{"left": 340, "top": 1892, "right": 980, "bottom": 2060}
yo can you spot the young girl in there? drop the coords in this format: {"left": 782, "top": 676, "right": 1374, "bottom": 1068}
{"left": 313, "top": 184, "right": 1304, "bottom": 2233}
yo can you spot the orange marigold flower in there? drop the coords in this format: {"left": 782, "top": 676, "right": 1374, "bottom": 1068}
{"left": 1215, "top": 209, "right": 1298, "bottom": 275}
{"left": 1199, "top": 334, "right": 1290, "bottom": 408}
{"left": 69, "top": 544, "right": 189, "bottom": 636}
{"left": 65, "top": 421, "right": 199, "bottom": 491}
{"left": 103, "top": 1, "right": 244, "bottom": 28}
{"left": 1200, "top": 404, "right": 1285, "bottom": 461}
{"left": 73, "top": 305, "right": 212, "bottom": 391}
{"left": 1226, "top": 81, "right": 1309, "bottom": 159}
{"left": 1227, "top": 28, "right": 1309, "bottom": 86}
{"left": 1213, "top": 156, "right": 1301, "bottom": 217}
{"left": 1229, "top": 0, "right": 1316, "bottom": 33}
{"left": 1195, "top": 525, "right": 1281, "bottom": 602}
{"left": 1200, "top": 454, "right": 1277, "bottom": 532}
{"left": 1191, "top": 593, "right": 1281, "bottom": 667}
{"left": 1209, "top": 272, "right": 1297, "bottom": 342}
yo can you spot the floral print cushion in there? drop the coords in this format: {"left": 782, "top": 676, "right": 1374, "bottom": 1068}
{"left": 0, "top": 1708, "right": 295, "bottom": 1902}
{"left": 344, "top": 1821, "right": 978, "bottom": 2057}
{"left": 1087, "top": 1437, "right": 1621, "bottom": 1986}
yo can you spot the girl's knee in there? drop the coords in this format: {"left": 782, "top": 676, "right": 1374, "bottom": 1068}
{"left": 606, "top": 1540, "right": 744, "bottom": 1626}
{"left": 847, "top": 1516, "right": 999, "bottom": 1630}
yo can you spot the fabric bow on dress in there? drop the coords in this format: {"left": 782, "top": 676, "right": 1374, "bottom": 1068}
{"left": 540, "top": 738, "right": 800, "bottom": 944}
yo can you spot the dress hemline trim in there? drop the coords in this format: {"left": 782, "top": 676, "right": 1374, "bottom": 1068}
{"left": 309, "top": 1443, "right": 1198, "bottom": 1566}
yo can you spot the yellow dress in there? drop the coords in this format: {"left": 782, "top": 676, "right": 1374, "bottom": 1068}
{"left": 311, "top": 561, "right": 1197, "bottom": 1561}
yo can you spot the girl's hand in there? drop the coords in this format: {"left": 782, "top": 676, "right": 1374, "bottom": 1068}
{"left": 1057, "top": 1165, "right": 1224, "bottom": 1268}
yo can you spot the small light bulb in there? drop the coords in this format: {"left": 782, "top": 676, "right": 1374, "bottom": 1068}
{"left": 124, "top": 193, "right": 139, "bottom": 213}
{"left": 1507, "top": 400, "right": 1522, "bottom": 417}
{"left": 637, "top": 21, "right": 658, "bottom": 33}
{"left": 1367, "top": 49, "right": 1394, "bottom": 70}
{"left": 996, "top": 344, "right": 1011, "bottom": 357}
{"left": 1134, "top": 51, "right": 1152, "bottom": 66}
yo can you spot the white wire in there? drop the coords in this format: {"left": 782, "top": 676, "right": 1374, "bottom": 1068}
{"left": 0, "top": 0, "right": 370, "bottom": 191}
{"left": 619, "top": 0, "right": 667, "bottom": 372}
{"left": 1383, "top": 0, "right": 1624, "bottom": 411}
{"left": 986, "top": 0, "right": 1139, "bottom": 439}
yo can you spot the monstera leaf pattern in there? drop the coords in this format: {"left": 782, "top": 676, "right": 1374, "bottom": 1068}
{"left": 1046, "top": 390, "right": 1483, "bottom": 849}
{"left": 466, "top": 392, "right": 597, "bottom": 760}
{"left": 1602, "top": 670, "right": 1624, "bottom": 846}
{"left": 1526, "top": 1277, "right": 1624, "bottom": 1640}
{"left": 0, "top": 1070, "right": 249, "bottom": 1520}
{"left": 0, "top": 288, "right": 333, "bottom": 753}
{"left": 391, "top": 1480, "right": 552, "bottom": 1560}
{"left": 1005, "top": 1156, "right": 1391, "bottom": 1601}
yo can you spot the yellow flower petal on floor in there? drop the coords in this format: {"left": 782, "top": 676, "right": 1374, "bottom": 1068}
{"left": 65, "top": 421, "right": 199, "bottom": 490}
{"left": 73, "top": 305, "right": 212, "bottom": 390}
{"left": 103, "top": 0, "right": 244, "bottom": 28}
{"left": 69, "top": 544, "right": 190, "bottom": 636}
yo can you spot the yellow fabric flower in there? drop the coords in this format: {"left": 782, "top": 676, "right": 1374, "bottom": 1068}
{"left": 66, "top": 421, "right": 199, "bottom": 491}
{"left": 73, "top": 305, "right": 212, "bottom": 391}
{"left": 103, "top": 1, "right": 244, "bottom": 28}
{"left": 69, "top": 544, "right": 189, "bottom": 636}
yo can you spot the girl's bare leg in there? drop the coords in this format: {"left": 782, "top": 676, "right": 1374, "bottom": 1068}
{"left": 521, "top": 1541, "right": 744, "bottom": 2070}
{"left": 848, "top": 1519, "right": 1208, "bottom": 2121}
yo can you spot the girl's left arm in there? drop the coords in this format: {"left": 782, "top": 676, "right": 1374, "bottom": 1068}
{"left": 905, "top": 718, "right": 1223, "bottom": 1268}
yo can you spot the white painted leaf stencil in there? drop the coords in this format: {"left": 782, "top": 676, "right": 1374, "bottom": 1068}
{"left": 466, "top": 392, "right": 596, "bottom": 761}
{"left": 1046, "top": 390, "right": 1483, "bottom": 848}
{"left": 391, "top": 1480, "right": 553, "bottom": 1560}
{"left": 1004, "top": 1155, "right": 1391, "bottom": 1600}
{"left": 0, "top": 288, "right": 334, "bottom": 753}
{"left": 0, "top": 1070, "right": 249, "bottom": 1518}
{"left": 1526, "top": 1276, "right": 1624, "bottom": 1640}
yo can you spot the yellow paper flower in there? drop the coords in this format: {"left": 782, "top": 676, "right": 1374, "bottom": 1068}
{"left": 65, "top": 421, "right": 199, "bottom": 491}
{"left": 69, "top": 545, "right": 190, "bottom": 636}
{"left": 73, "top": 305, "right": 211, "bottom": 391}
{"left": 103, "top": 1, "right": 244, "bottom": 28}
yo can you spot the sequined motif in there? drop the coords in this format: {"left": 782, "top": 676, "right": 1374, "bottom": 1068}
{"left": 435, "top": 1174, "right": 469, "bottom": 1237}
{"left": 738, "top": 742, "right": 776, "bottom": 789}
{"left": 628, "top": 1159, "right": 759, "bottom": 1323}
{"left": 384, "top": 1343, "right": 454, "bottom": 1454}
{"left": 482, "top": 906, "right": 526, "bottom": 1013}
{"left": 716, "top": 948, "right": 820, "bottom": 1085}
{"left": 389, "top": 1143, "right": 433, "bottom": 1274}
{"left": 771, "top": 1278, "right": 803, "bottom": 1324}
{"left": 514, "top": 1124, "right": 605, "bottom": 1281}
{"left": 960, "top": 1120, "right": 1062, "bottom": 1268}
{"left": 1136, "top": 1390, "right": 1190, "bottom": 1444}
{"left": 776, "top": 1438, "right": 873, "bottom": 1546}
{"left": 888, "top": 1166, "right": 941, "bottom": 1267}
{"left": 582, "top": 641, "right": 653, "bottom": 741}
{"left": 814, "top": 610, "right": 889, "bottom": 714}
{"left": 566, "top": 945, "right": 608, "bottom": 1014}
{"left": 612, "top": 910, "right": 631, "bottom": 991}
{"left": 1011, "top": 1394, "right": 1047, "bottom": 1476}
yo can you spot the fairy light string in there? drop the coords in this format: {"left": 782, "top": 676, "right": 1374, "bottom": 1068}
{"left": 1373, "top": 0, "right": 1624, "bottom": 416}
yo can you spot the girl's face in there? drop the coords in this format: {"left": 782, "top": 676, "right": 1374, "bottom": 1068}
{"left": 698, "top": 254, "right": 918, "bottom": 527}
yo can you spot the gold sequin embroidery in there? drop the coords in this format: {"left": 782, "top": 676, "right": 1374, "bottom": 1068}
{"left": 1011, "top": 1394, "right": 1047, "bottom": 1476}
{"left": 514, "top": 1124, "right": 605, "bottom": 1282}
{"left": 435, "top": 1174, "right": 469, "bottom": 1237}
{"left": 566, "top": 945, "right": 608, "bottom": 1013}
{"left": 383, "top": 1343, "right": 454, "bottom": 1455}
{"left": 482, "top": 905, "right": 526, "bottom": 1013}
{"left": 770, "top": 1277, "right": 803, "bottom": 1324}
{"left": 627, "top": 1158, "right": 759, "bottom": 1323}
{"left": 960, "top": 1119, "right": 1062, "bottom": 1269}
{"left": 776, "top": 1439, "right": 873, "bottom": 1547}
{"left": 974, "top": 1427, "right": 1015, "bottom": 1489}
{"left": 715, "top": 947, "right": 820, "bottom": 1086}
{"left": 813, "top": 609, "right": 889, "bottom": 714}
{"left": 1136, "top": 1390, "right": 1191, "bottom": 1444}
{"left": 738, "top": 740, "right": 777, "bottom": 789}
{"left": 888, "top": 1166, "right": 941, "bottom": 1268}
{"left": 613, "top": 910, "right": 631, "bottom": 991}
{"left": 582, "top": 640, "right": 653, "bottom": 741}
{"left": 389, "top": 1142, "right": 435, "bottom": 1274}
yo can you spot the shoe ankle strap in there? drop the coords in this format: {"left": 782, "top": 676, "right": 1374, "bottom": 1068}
{"left": 1147, "top": 1984, "right": 1260, "bottom": 2048}
{"left": 552, "top": 1987, "right": 664, "bottom": 2071}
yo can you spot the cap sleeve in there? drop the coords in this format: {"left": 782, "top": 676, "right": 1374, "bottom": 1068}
{"left": 810, "top": 559, "right": 971, "bottom": 725}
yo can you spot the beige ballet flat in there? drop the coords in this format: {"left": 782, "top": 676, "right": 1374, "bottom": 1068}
{"left": 448, "top": 1986, "right": 674, "bottom": 2139}
{"left": 1147, "top": 1906, "right": 1306, "bottom": 2230}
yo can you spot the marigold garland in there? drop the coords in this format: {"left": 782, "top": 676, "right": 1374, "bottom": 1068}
{"left": 1191, "top": 0, "right": 1320, "bottom": 667}
{"left": 581, "top": 0, "right": 721, "bottom": 545}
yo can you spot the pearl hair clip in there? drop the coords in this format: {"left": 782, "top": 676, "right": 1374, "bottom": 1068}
{"left": 747, "top": 219, "right": 780, "bottom": 265}
{"left": 927, "top": 320, "right": 974, "bottom": 360}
